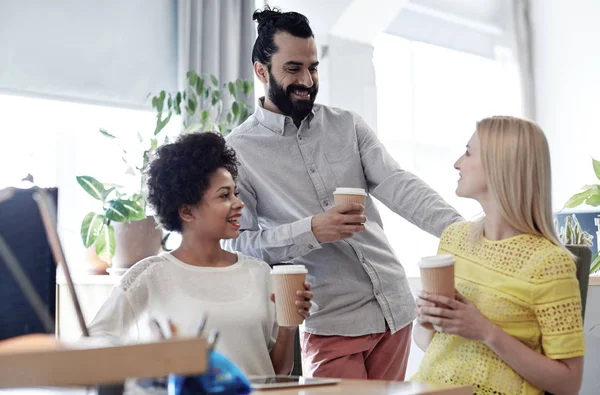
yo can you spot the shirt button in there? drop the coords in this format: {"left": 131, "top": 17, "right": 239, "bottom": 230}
{"left": 308, "top": 244, "right": 314, "bottom": 249}
{"left": 298, "top": 135, "right": 303, "bottom": 140}
{"left": 310, "top": 168, "right": 315, "bottom": 174}
{"left": 322, "top": 200, "right": 329, "bottom": 206}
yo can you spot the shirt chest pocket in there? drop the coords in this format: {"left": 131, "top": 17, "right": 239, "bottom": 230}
{"left": 323, "top": 141, "right": 366, "bottom": 186}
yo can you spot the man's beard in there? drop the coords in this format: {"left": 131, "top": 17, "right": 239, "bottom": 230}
{"left": 267, "top": 73, "right": 318, "bottom": 122}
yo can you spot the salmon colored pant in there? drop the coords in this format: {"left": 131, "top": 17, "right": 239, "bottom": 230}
{"left": 300, "top": 323, "right": 412, "bottom": 380}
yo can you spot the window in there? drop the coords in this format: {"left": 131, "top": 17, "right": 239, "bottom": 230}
{"left": 373, "top": 34, "right": 522, "bottom": 276}
{"left": 0, "top": 93, "right": 179, "bottom": 267}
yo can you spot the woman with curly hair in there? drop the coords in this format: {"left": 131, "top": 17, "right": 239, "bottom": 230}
{"left": 87, "top": 131, "right": 312, "bottom": 376}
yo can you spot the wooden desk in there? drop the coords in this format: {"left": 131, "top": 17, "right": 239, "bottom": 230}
{"left": 253, "top": 379, "right": 471, "bottom": 395}
{"left": 0, "top": 380, "right": 471, "bottom": 395}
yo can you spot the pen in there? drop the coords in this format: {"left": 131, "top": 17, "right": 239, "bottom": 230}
{"left": 150, "top": 319, "right": 165, "bottom": 339}
{"left": 207, "top": 329, "right": 219, "bottom": 353}
{"left": 197, "top": 312, "right": 208, "bottom": 336}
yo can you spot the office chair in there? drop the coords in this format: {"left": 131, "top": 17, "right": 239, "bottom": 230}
{"left": 544, "top": 244, "right": 592, "bottom": 395}
{"left": 566, "top": 244, "right": 592, "bottom": 322}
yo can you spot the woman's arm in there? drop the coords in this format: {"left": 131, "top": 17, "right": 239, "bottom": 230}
{"left": 418, "top": 291, "right": 583, "bottom": 395}
{"left": 413, "top": 294, "right": 437, "bottom": 351}
{"left": 413, "top": 322, "right": 436, "bottom": 352}
{"left": 269, "top": 282, "right": 313, "bottom": 375}
{"left": 485, "top": 326, "right": 583, "bottom": 395}
{"left": 269, "top": 327, "right": 297, "bottom": 375}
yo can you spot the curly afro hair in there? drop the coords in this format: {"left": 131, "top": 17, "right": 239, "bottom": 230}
{"left": 145, "top": 131, "right": 238, "bottom": 232}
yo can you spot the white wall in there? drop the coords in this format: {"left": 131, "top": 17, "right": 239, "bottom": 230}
{"left": 531, "top": 0, "right": 600, "bottom": 210}
{"left": 0, "top": 0, "right": 177, "bottom": 108}
{"left": 531, "top": 2, "right": 600, "bottom": 392}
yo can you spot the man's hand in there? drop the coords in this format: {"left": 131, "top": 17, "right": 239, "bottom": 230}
{"left": 311, "top": 202, "right": 366, "bottom": 243}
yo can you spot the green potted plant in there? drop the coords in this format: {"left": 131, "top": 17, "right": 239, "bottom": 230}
{"left": 562, "top": 157, "right": 600, "bottom": 274}
{"left": 77, "top": 71, "right": 253, "bottom": 271}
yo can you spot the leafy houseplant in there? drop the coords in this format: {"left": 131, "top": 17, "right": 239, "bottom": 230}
{"left": 153, "top": 70, "right": 254, "bottom": 136}
{"left": 562, "top": 157, "right": 600, "bottom": 274}
{"left": 77, "top": 71, "right": 253, "bottom": 263}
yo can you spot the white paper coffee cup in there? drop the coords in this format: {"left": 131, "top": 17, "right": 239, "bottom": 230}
{"left": 418, "top": 254, "right": 455, "bottom": 330}
{"left": 333, "top": 187, "right": 367, "bottom": 214}
{"left": 271, "top": 265, "right": 308, "bottom": 327}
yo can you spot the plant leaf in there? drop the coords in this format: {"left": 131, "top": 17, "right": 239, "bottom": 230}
{"left": 188, "top": 97, "right": 197, "bottom": 115}
{"left": 196, "top": 77, "right": 205, "bottom": 96}
{"left": 95, "top": 223, "right": 115, "bottom": 260}
{"left": 156, "top": 91, "right": 166, "bottom": 113}
{"left": 232, "top": 101, "right": 240, "bottom": 119}
{"left": 105, "top": 200, "right": 130, "bottom": 222}
{"left": 593, "top": 158, "right": 600, "bottom": 180}
{"left": 201, "top": 110, "right": 210, "bottom": 124}
{"left": 99, "top": 129, "right": 116, "bottom": 139}
{"left": 211, "top": 90, "right": 220, "bottom": 106}
{"left": 154, "top": 111, "right": 172, "bottom": 136}
{"left": 244, "top": 81, "right": 252, "bottom": 96}
{"left": 76, "top": 176, "right": 106, "bottom": 201}
{"left": 226, "top": 112, "right": 232, "bottom": 124}
{"left": 239, "top": 106, "right": 249, "bottom": 123}
{"left": 228, "top": 82, "right": 235, "bottom": 97}
{"left": 210, "top": 75, "right": 218, "bottom": 87}
{"left": 189, "top": 72, "right": 198, "bottom": 87}
{"left": 122, "top": 200, "right": 146, "bottom": 221}
{"left": 175, "top": 92, "right": 182, "bottom": 115}
{"left": 590, "top": 253, "right": 600, "bottom": 274}
{"left": 80, "top": 212, "right": 105, "bottom": 248}
{"left": 102, "top": 187, "right": 115, "bottom": 201}
{"left": 236, "top": 79, "right": 244, "bottom": 98}
{"left": 564, "top": 188, "right": 597, "bottom": 208}
{"left": 586, "top": 190, "right": 600, "bottom": 206}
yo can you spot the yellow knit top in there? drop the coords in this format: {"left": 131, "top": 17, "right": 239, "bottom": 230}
{"left": 412, "top": 222, "right": 585, "bottom": 395}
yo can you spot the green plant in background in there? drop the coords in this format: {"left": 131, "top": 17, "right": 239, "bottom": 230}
{"left": 562, "top": 157, "right": 600, "bottom": 274}
{"left": 77, "top": 175, "right": 146, "bottom": 262}
{"left": 557, "top": 214, "right": 593, "bottom": 247}
{"left": 564, "top": 157, "right": 600, "bottom": 209}
{"left": 77, "top": 71, "right": 253, "bottom": 262}
{"left": 153, "top": 70, "right": 253, "bottom": 136}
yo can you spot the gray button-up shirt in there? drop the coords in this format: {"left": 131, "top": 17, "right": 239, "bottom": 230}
{"left": 224, "top": 100, "right": 462, "bottom": 336}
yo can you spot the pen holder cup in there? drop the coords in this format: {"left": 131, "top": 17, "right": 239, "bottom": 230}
{"left": 168, "top": 351, "right": 251, "bottom": 395}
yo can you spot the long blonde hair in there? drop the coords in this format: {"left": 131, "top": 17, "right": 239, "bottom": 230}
{"left": 472, "top": 116, "right": 568, "bottom": 253}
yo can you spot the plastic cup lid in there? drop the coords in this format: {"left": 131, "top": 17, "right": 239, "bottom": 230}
{"left": 270, "top": 264, "right": 308, "bottom": 274}
{"left": 333, "top": 187, "right": 367, "bottom": 196}
{"left": 418, "top": 254, "right": 455, "bottom": 268}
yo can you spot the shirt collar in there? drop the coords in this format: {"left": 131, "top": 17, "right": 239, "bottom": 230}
{"left": 255, "top": 97, "right": 317, "bottom": 135}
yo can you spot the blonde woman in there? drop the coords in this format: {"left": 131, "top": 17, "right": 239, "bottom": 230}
{"left": 412, "top": 116, "right": 584, "bottom": 395}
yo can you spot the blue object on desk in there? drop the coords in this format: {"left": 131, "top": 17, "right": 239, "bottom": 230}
{"left": 168, "top": 351, "right": 252, "bottom": 395}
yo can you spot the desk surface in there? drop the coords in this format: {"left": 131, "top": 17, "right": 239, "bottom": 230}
{"left": 0, "top": 380, "right": 471, "bottom": 395}
{"left": 252, "top": 379, "right": 471, "bottom": 395}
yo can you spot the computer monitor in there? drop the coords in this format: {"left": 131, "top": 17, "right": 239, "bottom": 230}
{"left": 0, "top": 187, "right": 57, "bottom": 340}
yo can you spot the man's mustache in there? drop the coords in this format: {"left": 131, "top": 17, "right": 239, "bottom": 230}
{"left": 286, "top": 84, "right": 317, "bottom": 95}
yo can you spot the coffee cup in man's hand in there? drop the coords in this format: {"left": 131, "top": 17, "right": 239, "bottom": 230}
{"left": 311, "top": 202, "right": 366, "bottom": 243}
{"left": 334, "top": 187, "right": 367, "bottom": 224}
